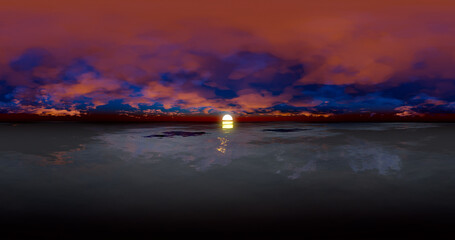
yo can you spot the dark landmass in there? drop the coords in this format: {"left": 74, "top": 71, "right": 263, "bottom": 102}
{"left": 263, "top": 128, "right": 310, "bottom": 132}
{"left": 144, "top": 131, "right": 207, "bottom": 138}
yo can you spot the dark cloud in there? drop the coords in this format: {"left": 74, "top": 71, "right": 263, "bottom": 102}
{"left": 9, "top": 48, "right": 53, "bottom": 72}
{"left": 60, "top": 59, "right": 100, "bottom": 83}
{"left": 0, "top": 79, "right": 15, "bottom": 102}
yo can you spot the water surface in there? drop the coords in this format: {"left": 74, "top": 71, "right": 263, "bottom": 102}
{"left": 1, "top": 122, "right": 454, "bottom": 238}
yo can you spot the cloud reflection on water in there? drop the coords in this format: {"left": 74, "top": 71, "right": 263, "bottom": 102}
{"left": 93, "top": 124, "right": 404, "bottom": 177}
{"left": 1, "top": 123, "right": 434, "bottom": 178}
{"left": 342, "top": 139, "right": 401, "bottom": 175}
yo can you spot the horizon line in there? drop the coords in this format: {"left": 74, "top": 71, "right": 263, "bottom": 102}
{"left": 2, "top": 113, "right": 455, "bottom": 123}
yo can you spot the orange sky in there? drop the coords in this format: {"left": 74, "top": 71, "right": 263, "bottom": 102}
{"left": 1, "top": 0, "right": 455, "bottom": 117}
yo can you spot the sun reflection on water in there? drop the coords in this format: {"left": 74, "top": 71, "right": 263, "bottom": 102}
{"left": 216, "top": 137, "right": 229, "bottom": 154}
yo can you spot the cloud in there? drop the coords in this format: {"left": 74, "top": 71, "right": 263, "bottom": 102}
{"left": 1, "top": 0, "right": 455, "bottom": 116}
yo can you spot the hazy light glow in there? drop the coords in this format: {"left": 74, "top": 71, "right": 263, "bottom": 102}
{"left": 222, "top": 114, "right": 234, "bottom": 129}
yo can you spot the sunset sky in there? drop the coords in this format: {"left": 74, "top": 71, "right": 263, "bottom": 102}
{"left": 1, "top": 0, "right": 455, "bottom": 118}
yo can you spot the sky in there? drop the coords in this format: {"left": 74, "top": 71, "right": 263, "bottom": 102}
{"left": 1, "top": 0, "right": 455, "bottom": 118}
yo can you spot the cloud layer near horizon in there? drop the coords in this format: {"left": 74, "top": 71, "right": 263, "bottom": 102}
{"left": 2, "top": 0, "right": 455, "bottom": 117}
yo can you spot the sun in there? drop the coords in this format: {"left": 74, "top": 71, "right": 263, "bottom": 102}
{"left": 222, "top": 114, "right": 233, "bottom": 121}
